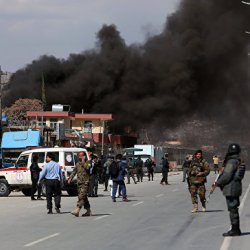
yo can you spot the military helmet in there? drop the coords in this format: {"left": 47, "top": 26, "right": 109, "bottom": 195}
{"left": 228, "top": 143, "right": 241, "bottom": 155}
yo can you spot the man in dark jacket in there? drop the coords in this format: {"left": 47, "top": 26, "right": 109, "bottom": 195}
{"left": 160, "top": 153, "right": 170, "bottom": 185}
{"left": 182, "top": 156, "right": 191, "bottom": 182}
{"left": 111, "top": 154, "right": 131, "bottom": 202}
{"left": 146, "top": 158, "right": 155, "bottom": 181}
{"left": 30, "top": 155, "right": 43, "bottom": 200}
{"left": 135, "top": 157, "right": 144, "bottom": 182}
{"left": 211, "top": 143, "right": 245, "bottom": 237}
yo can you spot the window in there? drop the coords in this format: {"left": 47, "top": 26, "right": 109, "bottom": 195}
{"left": 16, "top": 155, "right": 29, "bottom": 168}
{"left": 50, "top": 118, "right": 58, "bottom": 129}
{"left": 84, "top": 120, "right": 93, "bottom": 133}
{"left": 46, "top": 152, "right": 59, "bottom": 163}
{"left": 74, "top": 152, "right": 80, "bottom": 164}
{"left": 38, "top": 118, "right": 46, "bottom": 127}
{"left": 32, "top": 152, "right": 45, "bottom": 163}
{"left": 65, "top": 152, "right": 74, "bottom": 166}
{"left": 2, "top": 149, "right": 22, "bottom": 164}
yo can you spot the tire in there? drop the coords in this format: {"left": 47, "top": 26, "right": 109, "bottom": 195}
{"left": 41, "top": 180, "right": 46, "bottom": 197}
{"left": 0, "top": 179, "right": 11, "bottom": 197}
{"left": 67, "top": 189, "right": 78, "bottom": 196}
{"left": 22, "top": 188, "right": 32, "bottom": 196}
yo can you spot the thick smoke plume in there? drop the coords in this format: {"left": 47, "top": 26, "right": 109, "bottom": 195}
{"left": 4, "top": 0, "right": 250, "bottom": 129}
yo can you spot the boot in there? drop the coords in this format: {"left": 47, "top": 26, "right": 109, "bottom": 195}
{"left": 223, "top": 225, "right": 241, "bottom": 237}
{"left": 71, "top": 207, "right": 81, "bottom": 217}
{"left": 191, "top": 204, "right": 198, "bottom": 213}
{"left": 202, "top": 202, "right": 206, "bottom": 212}
{"left": 82, "top": 208, "right": 92, "bottom": 217}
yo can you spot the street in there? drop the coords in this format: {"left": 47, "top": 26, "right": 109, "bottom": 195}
{"left": 1, "top": 171, "right": 250, "bottom": 250}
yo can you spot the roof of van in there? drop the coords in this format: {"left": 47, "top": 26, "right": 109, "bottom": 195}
{"left": 1, "top": 130, "right": 41, "bottom": 149}
{"left": 20, "top": 147, "right": 88, "bottom": 154}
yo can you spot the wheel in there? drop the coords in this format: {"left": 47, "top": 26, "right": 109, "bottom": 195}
{"left": 67, "top": 189, "right": 78, "bottom": 196}
{"left": 22, "top": 188, "right": 32, "bottom": 196}
{"left": 0, "top": 179, "right": 11, "bottom": 197}
{"left": 41, "top": 180, "right": 46, "bottom": 197}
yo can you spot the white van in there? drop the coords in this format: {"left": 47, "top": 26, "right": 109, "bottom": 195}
{"left": 0, "top": 147, "right": 89, "bottom": 197}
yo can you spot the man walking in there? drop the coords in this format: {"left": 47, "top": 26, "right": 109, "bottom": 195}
{"left": 135, "top": 157, "right": 144, "bottom": 182}
{"left": 189, "top": 150, "right": 210, "bottom": 213}
{"left": 103, "top": 156, "right": 112, "bottom": 191}
{"left": 211, "top": 144, "right": 245, "bottom": 237}
{"left": 127, "top": 158, "right": 137, "bottom": 184}
{"left": 213, "top": 155, "right": 219, "bottom": 174}
{"left": 68, "top": 151, "right": 92, "bottom": 217}
{"left": 30, "top": 155, "right": 43, "bottom": 200}
{"left": 38, "top": 153, "right": 63, "bottom": 214}
{"left": 160, "top": 153, "right": 170, "bottom": 185}
{"left": 182, "top": 156, "right": 191, "bottom": 182}
{"left": 111, "top": 154, "right": 130, "bottom": 202}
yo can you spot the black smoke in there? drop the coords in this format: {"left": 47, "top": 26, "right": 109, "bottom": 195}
{"left": 4, "top": 0, "right": 250, "bottom": 129}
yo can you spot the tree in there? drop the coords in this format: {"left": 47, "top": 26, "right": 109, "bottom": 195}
{"left": 3, "top": 98, "right": 42, "bottom": 121}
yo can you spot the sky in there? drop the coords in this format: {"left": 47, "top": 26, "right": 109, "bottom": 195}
{"left": 0, "top": 0, "right": 180, "bottom": 73}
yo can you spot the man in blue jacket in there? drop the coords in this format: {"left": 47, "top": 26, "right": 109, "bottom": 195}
{"left": 111, "top": 154, "right": 131, "bottom": 202}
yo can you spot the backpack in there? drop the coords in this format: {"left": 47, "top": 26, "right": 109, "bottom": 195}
{"left": 234, "top": 159, "right": 245, "bottom": 181}
{"left": 109, "top": 161, "right": 120, "bottom": 178}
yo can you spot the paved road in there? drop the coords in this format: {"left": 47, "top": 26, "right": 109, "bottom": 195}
{"left": 1, "top": 172, "right": 250, "bottom": 250}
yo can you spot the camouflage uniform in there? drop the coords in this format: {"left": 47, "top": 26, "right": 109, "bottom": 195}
{"left": 69, "top": 160, "right": 92, "bottom": 209}
{"left": 189, "top": 157, "right": 210, "bottom": 204}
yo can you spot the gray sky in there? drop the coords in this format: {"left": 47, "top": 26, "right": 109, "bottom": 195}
{"left": 0, "top": 0, "right": 180, "bottom": 72}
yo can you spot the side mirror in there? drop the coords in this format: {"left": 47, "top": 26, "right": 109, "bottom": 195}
{"left": 15, "top": 163, "right": 18, "bottom": 169}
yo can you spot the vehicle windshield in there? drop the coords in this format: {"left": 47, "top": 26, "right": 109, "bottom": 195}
{"left": 2, "top": 149, "right": 23, "bottom": 164}
{"left": 16, "top": 155, "right": 29, "bottom": 168}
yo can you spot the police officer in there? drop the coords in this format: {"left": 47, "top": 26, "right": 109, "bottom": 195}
{"left": 135, "top": 157, "right": 144, "bottom": 182}
{"left": 126, "top": 158, "right": 137, "bottom": 184}
{"left": 211, "top": 144, "right": 245, "bottom": 237}
{"left": 160, "top": 153, "right": 170, "bottom": 185}
{"left": 146, "top": 158, "right": 155, "bottom": 181}
{"left": 68, "top": 151, "right": 92, "bottom": 217}
{"left": 182, "top": 156, "right": 191, "bottom": 182}
{"left": 189, "top": 150, "right": 210, "bottom": 213}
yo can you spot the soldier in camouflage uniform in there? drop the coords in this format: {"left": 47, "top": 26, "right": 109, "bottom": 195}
{"left": 67, "top": 151, "right": 92, "bottom": 217}
{"left": 189, "top": 150, "right": 210, "bottom": 213}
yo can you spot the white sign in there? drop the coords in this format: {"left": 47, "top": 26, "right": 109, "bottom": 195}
{"left": 66, "top": 154, "right": 72, "bottom": 162}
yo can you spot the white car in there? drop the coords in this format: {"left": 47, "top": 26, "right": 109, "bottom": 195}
{"left": 0, "top": 147, "right": 90, "bottom": 197}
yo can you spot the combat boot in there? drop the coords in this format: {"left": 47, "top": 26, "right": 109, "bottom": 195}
{"left": 191, "top": 204, "right": 198, "bottom": 213}
{"left": 202, "top": 202, "right": 206, "bottom": 212}
{"left": 71, "top": 207, "right": 81, "bottom": 217}
{"left": 82, "top": 208, "right": 92, "bottom": 217}
{"left": 223, "top": 225, "right": 241, "bottom": 237}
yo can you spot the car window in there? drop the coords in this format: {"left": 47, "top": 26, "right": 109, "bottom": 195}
{"left": 17, "top": 155, "right": 29, "bottom": 168}
{"left": 46, "top": 152, "right": 59, "bottom": 163}
{"left": 74, "top": 152, "right": 80, "bottom": 164}
{"left": 32, "top": 152, "right": 45, "bottom": 163}
{"left": 65, "top": 152, "right": 74, "bottom": 166}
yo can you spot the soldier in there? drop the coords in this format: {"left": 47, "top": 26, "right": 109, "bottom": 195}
{"left": 211, "top": 144, "right": 245, "bottom": 237}
{"left": 182, "top": 156, "right": 191, "bottom": 182}
{"left": 126, "top": 158, "right": 137, "bottom": 184}
{"left": 67, "top": 151, "right": 92, "bottom": 217}
{"left": 189, "top": 150, "right": 210, "bottom": 213}
{"left": 146, "top": 158, "right": 155, "bottom": 181}
{"left": 135, "top": 157, "right": 144, "bottom": 182}
{"left": 213, "top": 155, "right": 219, "bottom": 174}
{"left": 160, "top": 153, "right": 170, "bottom": 185}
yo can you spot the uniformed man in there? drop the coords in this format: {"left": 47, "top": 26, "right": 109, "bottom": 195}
{"left": 126, "top": 158, "right": 137, "bottom": 184}
{"left": 213, "top": 155, "right": 219, "bottom": 174}
{"left": 211, "top": 144, "right": 245, "bottom": 237}
{"left": 160, "top": 153, "right": 170, "bottom": 185}
{"left": 67, "top": 151, "right": 92, "bottom": 217}
{"left": 189, "top": 150, "right": 210, "bottom": 213}
{"left": 146, "top": 158, "right": 155, "bottom": 181}
{"left": 135, "top": 157, "right": 144, "bottom": 182}
{"left": 182, "top": 156, "right": 191, "bottom": 182}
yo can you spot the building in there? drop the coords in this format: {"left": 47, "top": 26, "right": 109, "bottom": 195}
{"left": 26, "top": 105, "right": 137, "bottom": 151}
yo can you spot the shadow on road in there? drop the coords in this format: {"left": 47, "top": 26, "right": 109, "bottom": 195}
{"left": 92, "top": 214, "right": 112, "bottom": 217}
{"left": 205, "top": 210, "right": 224, "bottom": 213}
{"left": 241, "top": 232, "right": 250, "bottom": 236}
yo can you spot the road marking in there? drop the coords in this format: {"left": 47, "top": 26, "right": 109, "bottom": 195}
{"left": 94, "top": 214, "right": 112, "bottom": 220}
{"left": 132, "top": 201, "right": 144, "bottom": 206}
{"left": 220, "top": 184, "right": 250, "bottom": 250}
{"left": 156, "top": 194, "right": 164, "bottom": 197}
{"left": 24, "top": 233, "right": 60, "bottom": 247}
{"left": 172, "top": 189, "right": 178, "bottom": 191}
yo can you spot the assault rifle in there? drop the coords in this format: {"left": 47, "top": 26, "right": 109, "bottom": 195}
{"left": 207, "top": 173, "right": 221, "bottom": 203}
